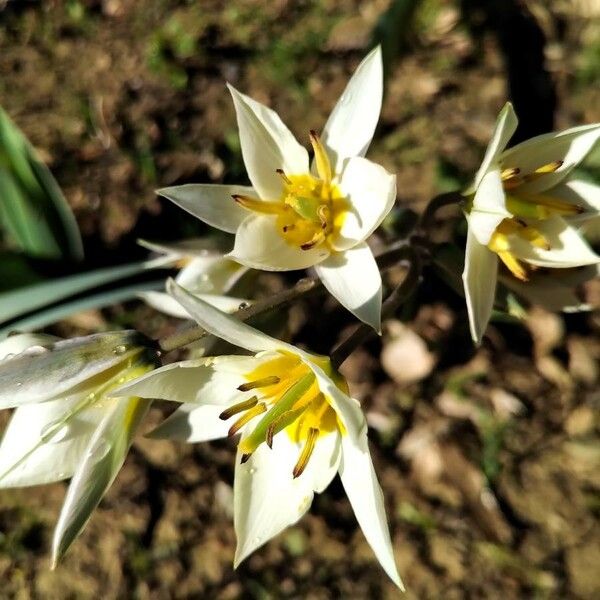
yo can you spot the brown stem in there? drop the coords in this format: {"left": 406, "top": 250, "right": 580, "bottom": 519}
{"left": 158, "top": 239, "right": 411, "bottom": 353}
{"left": 330, "top": 246, "right": 422, "bottom": 369}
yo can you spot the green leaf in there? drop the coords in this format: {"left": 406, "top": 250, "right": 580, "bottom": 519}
{"left": 0, "top": 106, "right": 83, "bottom": 260}
{"left": 0, "top": 280, "right": 164, "bottom": 338}
{"left": 0, "top": 261, "right": 151, "bottom": 324}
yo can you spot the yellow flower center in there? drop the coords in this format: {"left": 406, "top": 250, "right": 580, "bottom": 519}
{"left": 233, "top": 130, "right": 349, "bottom": 251}
{"left": 218, "top": 351, "right": 348, "bottom": 478}
{"left": 486, "top": 160, "right": 583, "bottom": 281}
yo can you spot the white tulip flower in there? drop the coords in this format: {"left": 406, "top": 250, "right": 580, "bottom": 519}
{"left": 0, "top": 331, "right": 158, "bottom": 565}
{"left": 115, "top": 280, "right": 403, "bottom": 589}
{"left": 140, "top": 239, "right": 249, "bottom": 318}
{"left": 462, "top": 103, "right": 600, "bottom": 343}
{"left": 157, "top": 47, "right": 396, "bottom": 331}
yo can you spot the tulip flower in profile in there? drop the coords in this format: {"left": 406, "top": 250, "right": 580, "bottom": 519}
{"left": 0, "top": 330, "right": 159, "bottom": 565}
{"left": 157, "top": 46, "right": 396, "bottom": 332}
{"left": 462, "top": 103, "right": 600, "bottom": 343}
{"left": 140, "top": 239, "right": 249, "bottom": 318}
{"left": 115, "top": 280, "right": 403, "bottom": 589}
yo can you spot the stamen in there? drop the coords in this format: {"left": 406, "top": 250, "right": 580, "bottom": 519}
{"left": 266, "top": 407, "right": 307, "bottom": 448}
{"left": 219, "top": 396, "right": 258, "bottom": 420}
{"left": 518, "top": 226, "right": 550, "bottom": 250}
{"left": 501, "top": 167, "right": 520, "bottom": 179}
{"left": 237, "top": 376, "right": 281, "bottom": 392}
{"left": 532, "top": 160, "right": 563, "bottom": 175}
{"left": 276, "top": 168, "right": 292, "bottom": 185}
{"left": 228, "top": 403, "right": 267, "bottom": 437}
{"left": 240, "top": 453, "right": 252, "bottom": 464}
{"left": 282, "top": 224, "right": 295, "bottom": 232}
{"left": 300, "top": 230, "right": 325, "bottom": 250}
{"left": 522, "top": 192, "right": 584, "bottom": 215}
{"left": 233, "top": 195, "right": 286, "bottom": 215}
{"left": 497, "top": 251, "right": 528, "bottom": 281}
{"left": 309, "top": 130, "right": 332, "bottom": 184}
{"left": 293, "top": 427, "right": 319, "bottom": 478}
{"left": 317, "top": 205, "right": 330, "bottom": 230}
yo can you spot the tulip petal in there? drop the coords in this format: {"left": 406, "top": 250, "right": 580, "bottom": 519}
{"left": 140, "top": 291, "right": 247, "bottom": 318}
{"left": 230, "top": 215, "right": 329, "bottom": 271}
{"left": 470, "top": 168, "right": 511, "bottom": 245}
{"left": 321, "top": 46, "right": 383, "bottom": 174}
{"left": 335, "top": 157, "right": 396, "bottom": 251}
{"left": 551, "top": 178, "right": 600, "bottom": 221}
{"left": 338, "top": 431, "right": 404, "bottom": 590}
{"left": 0, "top": 398, "right": 103, "bottom": 488}
{"left": 501, "top": 123, "right": 600, "bottom": 194}
{"left": 113, "top": 355, "right": 264, "bottom": 405}
{"left": 511, "top": 216, "right": 600, "bottom": 268}
{"left": 148, "top": 403, "right": 231, "bottom": 442}
{"left": 0, "top": 331, "right": 148, "bottom": 409}
{"left": 315, "top": 242, "right": 382, "bottom": 331}
{"left": 0, "top": 333, "right": 58, "bottom": 360}
{"left": 233, "top": 430, "right": 340, "bottom": 567}
{"left": 51, "top": 396, "right": 150, "bottom": 566}
{"left": 157, "top": 184, "right": 255, "bottom": 233}
{"left": 462, "top": 228, "right": 499, "bottom": 344}
{"left": 177, "top": 257, "right": 248, "bottom": 294}
{"left": 168, "top": 280, "right": 285, "bottom": 354}
{"left": 227, "top": 85, "right": 309, "bottom": 200}
{"left": 473, "top": 102, "right": 518, "bottom": 190}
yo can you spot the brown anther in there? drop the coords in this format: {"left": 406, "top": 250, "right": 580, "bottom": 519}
{"left": 228, "top": 403, "right": 267, "bottom": 437}
{"left": 283, "top": 224, "right": 295, "bottom": 232}
{"left": 240, "top": 453, "right": 252, "bottom": 464}
{"left": 293, "top": 427, "right": 319, "bottom": 479}
{"left": 219, "top": 396, "right": 258, "bottom": 420}
{"left": 276, "top": 168, "right": 292, "bottom": 184}
{"left": 266, "top": 422, "right": 276, "bottom": 449}
{"left": 237, "top": 376, "right": 280, "bottom": 392}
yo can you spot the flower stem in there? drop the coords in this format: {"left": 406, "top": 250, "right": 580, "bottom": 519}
{"left": 330, "top": 246, "right": 422, "bottom": 369}
{"left": 419, "top": 191, "right": 463, "bottom": 230}
{"left": 157, "top": 239, "right": 411, "bottom": 353}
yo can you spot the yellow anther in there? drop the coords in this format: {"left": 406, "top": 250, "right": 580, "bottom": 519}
{"left": 501, "top": 167, "right": 520, "bottom": 180}
{"left": 237, "top": 376, "right": 281, "bottom": 392}
{"left": 532, "top": 160, "right": 563, "bottom": 175}
{"left": 219, "top": 396, "right": 258, "bottom": 421}
{"left": 233, "top": 195, "right": 286, "bottom": 215}
{"left": 497, "top": 251, "right": 528, "bottom": 281}
{"left": 310, "top": 130, "right": 332, "bottom": 184}
{"left": 293, "top": 427, "right": 320, "bottom": 478}
{"left": 228, "top": 402, "right": 267, "bottom": 437}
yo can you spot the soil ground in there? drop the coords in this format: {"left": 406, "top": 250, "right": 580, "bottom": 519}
{"left": 0, "top": 1, "right": 599, "bottom": 598}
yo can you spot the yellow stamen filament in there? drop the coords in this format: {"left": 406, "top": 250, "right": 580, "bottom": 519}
{"left": 233, "top": 195, "right": 286, "bottom": 215}
{"left": 293, "top": 427, "right": 320, "bottom": 478}
{"left": 266, "top": 407, "right": 306, "bottom": 449}
{"left": 219, "top": 396, "right": 259, "bottom": 420}
{"left": 498, "top": 251, "right": 528, "bottom": 281}
{"left": 237, "top": 376, "right": 280, "bottom": 392}
{"left": 309, "top": 130, "right": 332, "bottom": 184}
{"left": 528, "top": 160, "right": 563, "bottom": 176}
{"left": 521, "top": 192, "right": 584, "bottom": 215}
{"left": 228, "top": 402, "right": 267, "bottom": 437}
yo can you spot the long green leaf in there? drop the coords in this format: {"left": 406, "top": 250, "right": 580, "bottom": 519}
{"left": 0, "top": 261, "right": 151, "bottom": 324}
{"left": 0, "top": 280, "right": 164, "bottom": 338}
{"left": 0, "top": 106, "right": 83, "bottom": 260}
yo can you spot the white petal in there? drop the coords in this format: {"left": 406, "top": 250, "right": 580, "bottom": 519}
{"left": 112, "top": 355, "right": 263, "bottom": 405}
{"left": 551, "top": 178, "right": 600, "bottom": 221}
{"left": 0, "top": 398, "right": 104, "bottom": 488}
{"left": 178, "top": 256, "right": 248, "bottom": 294}
{"left": 233, "top": 431, "right": 340, "bottom": 567}
{"left": 320, "top": 46, "right": 383, "bottom": 174}
{"left": 157, "top": 184, "right": 255, "bottom": 233}
{"left": 462, "top": 228, "right": 499, "bottom": 345}
{"left": 148, "top": 403, "right": 231, "bottom": 442}
{"left": 167, "top": 280, "right": 287, "bottom": 354}
{"left": 230, "top": 215, "right": 329, "bottom": 271}
{"left": 470, "top": 168, "right": 511, "bottom": 245}
{"left": 0, "top": 333, "right": 58, "bottom": 361}
{"left": 473, "top": 102, "right": 518, "bottom": 189}
{"left": 339, "top": 431, "right": 404, "bottom": 589}
{"left": 227, "top": 84, "right": 309, "bottom": 200}
{"left": 511, "top": 216, "right": 600, "bottom": 268}
{"left": 0, "top": 331, "right": 146, "bottom": 409}
{"left": 334, "top": 157, "right": 396, "bottom": 250}
{"left": 315, "top": 243, "right": 382, "bottom": 331}
{"left": 139, "top": 291, "right": 194, "bottom": 319}
{"left": 501, "top": 123, "right": 600, "bottom": 194}
{"left": 52, "top": 396, "right": 150, "bottom": 565}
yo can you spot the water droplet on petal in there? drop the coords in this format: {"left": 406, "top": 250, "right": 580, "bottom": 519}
{"left": 40, "top": 421, "right": 69, "bottom": 443}
{"left": 238, "top": 302, "right": 249, "bottom": 310}
{"left": 113, "top": 345, "right": 128, "bottom": 355}
{"left": 15, "top": 382, "right": 22, "bottom": 387}
{"left": 25, "top": 345, "right": 51, "bottom": 356}
{"left": 249, "top": 467, "right": 256, "bottom": 475}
